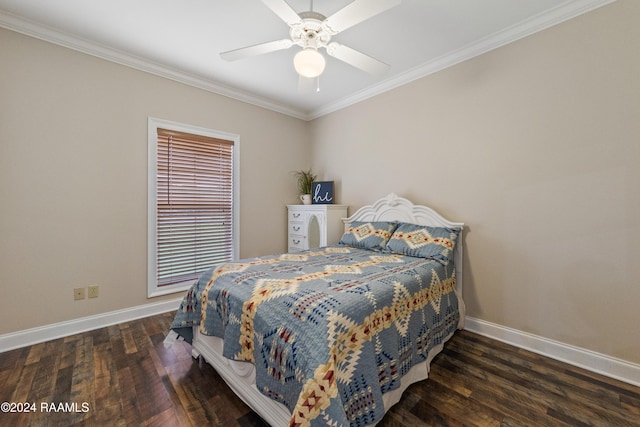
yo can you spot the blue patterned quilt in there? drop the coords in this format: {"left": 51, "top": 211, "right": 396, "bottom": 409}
{"left": 170, "top": 245, "right": 461, "bottom": 427}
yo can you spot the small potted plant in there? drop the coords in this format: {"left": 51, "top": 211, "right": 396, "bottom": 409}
{"left": 293, "top": 169, "right": 317, "bottom": 204}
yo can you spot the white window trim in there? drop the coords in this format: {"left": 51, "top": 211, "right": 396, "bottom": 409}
{"left": 147, "top": 117, "right": 240, "bottom": 298}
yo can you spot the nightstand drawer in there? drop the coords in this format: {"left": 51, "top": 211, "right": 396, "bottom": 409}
{"left": 288, "top": 210, "right": 304, "bottom": 222}
{"left": 288, "top": 235, "right": 306, "bottom": 252}
{"left": 289, "top": 223, "right": 304, "bottom": 234}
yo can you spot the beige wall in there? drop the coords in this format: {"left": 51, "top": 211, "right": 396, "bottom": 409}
{"left": 0, "top": 28, "right": 309, "bottom": 333}
{"left": 1, "top": 1, "right": 638, "bottom": 368}
{"left": 309, "top": 0, "right": 639, "bottom": 364}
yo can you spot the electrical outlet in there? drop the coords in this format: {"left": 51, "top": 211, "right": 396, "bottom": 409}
{"left": 74, "top": 287, "right": 85, "bottom": 300}
{"left": 88, "top": 285, "right": 99, "bottom": 298}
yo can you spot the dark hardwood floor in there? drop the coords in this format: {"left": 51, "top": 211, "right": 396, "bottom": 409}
{"left": 1, "top": 311, "right": 638, "bottom": 426}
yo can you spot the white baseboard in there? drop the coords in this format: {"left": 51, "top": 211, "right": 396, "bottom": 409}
{"left": 2, "top": 304, "right": 638, "bottom": 389}
{"left": 0, "top": 298, "right": 183, "bottom": 353}
{"left": 464, "top": 316, "right": 640, "bottom": 388}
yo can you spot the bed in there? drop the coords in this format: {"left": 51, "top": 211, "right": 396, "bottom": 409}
{"left": 165, "top": 193, "right": 465, "bottom": 426}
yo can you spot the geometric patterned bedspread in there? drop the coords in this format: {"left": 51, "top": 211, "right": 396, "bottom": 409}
{"left": 170, "top": 245, "right": 461, "bottom": 427}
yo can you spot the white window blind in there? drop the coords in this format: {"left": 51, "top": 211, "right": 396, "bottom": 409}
{"left": 155, "top": 128, "right": 234, "bottom": 288}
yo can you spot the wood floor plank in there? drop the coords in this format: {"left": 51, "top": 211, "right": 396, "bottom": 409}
{"left": 1, "top": 313, "right": 638, "bottom": 427}
{"left": 621, "top": 393, "right": 640, "bottom": 419}
{"left": 158, "top": 368, "right": 194, "bottom": 427}
{"left": 117, "top": 366, "right": 144, "bottom": 425}
{"left": 427, "top": 354, "right": 553, "bottom": 425}
{"left": 438, "top": 350, "right": 553, "bottom": 420}
{"left": 453, "top": 332, "right": 638, "bottom": 426}
{"left": 143, "top": 406, "right": 182, "bottom": 427}
{"left": 120, "top": 324, "right": 137, "bottom": 355}
{"left": 9, "top": 362, "right": 37, "bottom": 403}
{"left": 410, "top": 379, "right": 502, "bottom": 427}
{"left": 377, "top": 391, "right": 432, "bottom": 427}
{"left": 0, "top": 347, "right": 28, "bottom": 404}
{"left": 68, "top": 335, "right": 94, "bottom": 425}
{"left": 164, "top": 359, "right": 210, "bottom": 426}
{"left": 51, "top": 366, "right": 73, "bottom": 410}
{"left": 462, "top": 335, "right": 624, "bottom": 412}
{"left": 93, "top": 342, "right": 126, "bottom": 425}
{"left": 24, "top": 342, "right": 45, "bottom": 366}
{"left": 445, "top": 342, "right": 630, "bottom": 426}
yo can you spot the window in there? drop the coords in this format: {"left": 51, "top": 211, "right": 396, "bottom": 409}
{"left": 148, "top": 118, "right": 239, "bottom": 297}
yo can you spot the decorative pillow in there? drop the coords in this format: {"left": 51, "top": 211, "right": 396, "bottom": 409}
{"left": 339, "top": 221, "right": 398, "bottom": 251}
{"left": 385, "top": 222, "right": 460, "bottom": 263}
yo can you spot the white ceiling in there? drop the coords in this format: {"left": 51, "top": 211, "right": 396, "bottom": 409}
{"left": 0, "top": 0, "right": 613, "bottom": 120}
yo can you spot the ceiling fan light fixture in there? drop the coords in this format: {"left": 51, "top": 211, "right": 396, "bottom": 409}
{"left": 293, "top": 48, "right": 326, "bottom": 78}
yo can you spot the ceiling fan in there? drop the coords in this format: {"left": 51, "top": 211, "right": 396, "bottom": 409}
{"left": 220, "top": 0, "right": 401, "bottom": 79}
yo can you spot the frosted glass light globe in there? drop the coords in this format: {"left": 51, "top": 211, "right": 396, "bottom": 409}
{"left": 293, "top": 48, "right": 326, "bottom": 78}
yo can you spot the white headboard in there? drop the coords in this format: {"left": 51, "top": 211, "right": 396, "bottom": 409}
{"left": 343, "top": 193, "right": 464, "bottom": 297}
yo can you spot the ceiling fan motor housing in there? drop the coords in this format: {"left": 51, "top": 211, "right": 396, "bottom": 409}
{"left": 290, "top": 11, "right": 331, "bottom": 50}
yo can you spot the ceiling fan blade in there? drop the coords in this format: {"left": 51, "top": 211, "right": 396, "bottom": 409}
{"left": 326, "top": 42, "right": 389, "bottom": 75}
{"left": 261, "top": 0, "right": 303, "bottom": 26}
{"left": 220, "top": 39, "right": 293, "bottom": 61}
{"left": 323, "top": 0, "right": 401, "bottom": 34}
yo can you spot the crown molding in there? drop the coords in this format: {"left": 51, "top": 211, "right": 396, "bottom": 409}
{"left": 308, "top": 0, "right": 616, "bottom": 120}
{"left": 1, "top": 0, "right": 616, "bottom": 122}
{"left": 0, "top": 10, "right": 308, "bottom": 121}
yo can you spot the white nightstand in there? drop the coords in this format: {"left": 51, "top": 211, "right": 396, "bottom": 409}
{"left": 286, "top": 204, "right": 348, "bottom": 252}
